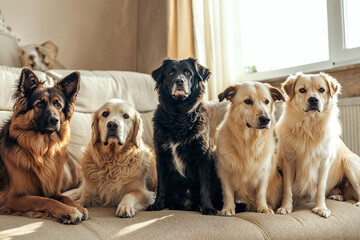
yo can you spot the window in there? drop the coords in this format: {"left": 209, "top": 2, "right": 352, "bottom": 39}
{"left": 241, "top": 0, "right": 360, "bottom": 81}
{"left": 343, "top": 0, "right": 360, "bottom": 49}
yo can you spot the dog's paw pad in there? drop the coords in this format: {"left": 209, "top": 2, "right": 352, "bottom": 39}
{"left": 116, "top": 205, "right": 136, "bottom": 218}
{"left": 312, "top": 207, "right": 331, "bottom": 218}
{"left": 354, "top": 202, "right": 360, "bottom": 207}
{"left": 219, "top": 208, "right": 235, "bottom": 216}
{"left": 329, "top": 195, "right": 344, "bottom": 201}
{"left": 257, "top": 207, "right": 274, "bottom": 214}
{"left": 276, "top": 207, "right": 292, "bottom": 215}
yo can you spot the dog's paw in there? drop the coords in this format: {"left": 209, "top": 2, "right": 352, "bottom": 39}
{"left": 201, "top": 207, "right": 217, "bottom": 215}
{"left": 329, "top": 194, "right": 344, "bottom": 201}
{"left": 312, "top": 207, "right": 331, "bottom": 218}
{"left": 57, "top": 207, "right": 83, "bottom": 224}
{"left": 77, "top": 206, "right": 89, "bottom": 221}
{"left": 276, "top": 206, "right": 292, "bottom": 215}
{"left": 354, "top": 202, "right": 360, "bottom": 207}
{"left": 257, "top": 206, "right": 274, "bottom": 214}
{"left": 219, "top": 208, "right": 235, "bottom": 216}
{"left": 147, "top": 201, "right": 164, "bottom": 211}
{"left": 116, "top": 204, "right": 136, "bottom": 218}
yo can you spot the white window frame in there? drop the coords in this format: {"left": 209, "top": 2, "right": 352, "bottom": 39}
{"left": 244, "top": 0, "right": 360, "bottom": 82}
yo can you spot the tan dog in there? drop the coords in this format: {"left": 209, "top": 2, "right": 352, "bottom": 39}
{"left": 276, "top": 72, "right": 360, "bottom": 218}
{"left": 19, "top": 41, "right": 59, "bottom": 71}
{"left": 65, "top": 99, "right": 157, "bottom": 218}
{"left": 216, "top": 82, "right": 284, "bottom": 215}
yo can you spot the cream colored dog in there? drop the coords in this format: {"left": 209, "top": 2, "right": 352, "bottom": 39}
{"left": 65, "top": 99, "right": 157, "bottom": 218}
{"left": 276, "top": 72, "right": 360, "bottom": 218}
{"left": 216, "top": 82, "right": 284, "bottom": 215}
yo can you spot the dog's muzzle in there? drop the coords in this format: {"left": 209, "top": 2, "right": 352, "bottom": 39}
{"left": 172, "top": 78, "right": 189, "bottom": 98}
{"left": 104, "top": 121, "right": 123, "bottom": 146}
{"left": 305, "top": 96, "right": 320, "bottom": 112}
{"left": 44, "top": 115, "right": 60, "bottom": 133}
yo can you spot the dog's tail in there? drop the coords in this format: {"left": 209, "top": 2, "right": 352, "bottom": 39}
{"left": 61, "top": 155, "right": 82, "bottom": 193}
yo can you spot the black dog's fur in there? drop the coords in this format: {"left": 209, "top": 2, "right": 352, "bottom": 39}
{"left": 147, "top": 58, "right": 222, "bottom": 215}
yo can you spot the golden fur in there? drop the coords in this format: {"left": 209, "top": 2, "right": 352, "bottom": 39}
{"left": 216, "top": 82, "right": 284, "bottom": 215}
{"left": 276, "top": 72, "right": 360, "bottom": 218}
{"left": 65, "top": 99, "right": 157, "bottom": 218}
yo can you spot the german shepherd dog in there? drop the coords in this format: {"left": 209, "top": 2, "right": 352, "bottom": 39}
{"left": 0, "top": 68, "right": 87, "bottom": 224}
{"left": 147, "top": 58, "right": 221, "bottom": 215}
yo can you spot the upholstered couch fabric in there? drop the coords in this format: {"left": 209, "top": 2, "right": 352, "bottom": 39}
{"left": 0, "top": 66, "right": 360, "bottom": 239}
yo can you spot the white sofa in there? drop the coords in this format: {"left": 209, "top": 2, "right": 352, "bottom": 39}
{"left": 1, "top": 66, "right": 360, "bottom": 240}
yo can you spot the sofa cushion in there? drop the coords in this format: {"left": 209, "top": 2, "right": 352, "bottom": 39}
{"left": 0, "top": 200, "right": 359, "bottom": 239}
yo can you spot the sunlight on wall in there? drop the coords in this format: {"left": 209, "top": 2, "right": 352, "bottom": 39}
{"left": 114, "top": 215, "right": 173, "bottom": 237}
{"left": 0, "top": 222, "right": 43, "bottom": 240}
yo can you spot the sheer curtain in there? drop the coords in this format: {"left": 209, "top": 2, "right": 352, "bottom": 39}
{"left": 192, "top": 0, "right": 244, "bottom": 100}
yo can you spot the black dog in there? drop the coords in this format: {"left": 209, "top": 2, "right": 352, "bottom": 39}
{"left": 147, "top": 58, "right": 221, "bottom": 215}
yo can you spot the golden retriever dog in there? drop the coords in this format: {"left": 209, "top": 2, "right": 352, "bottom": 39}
{"left": 276, "top": 72, "right": 360, "bottom": 218}
{"left": 65, "top": 99, "right": 157, "bottom": 218}
{"left": 216, "top": 82, "right": 284, "bottom": 215}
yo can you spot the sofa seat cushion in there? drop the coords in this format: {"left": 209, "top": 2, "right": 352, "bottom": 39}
{"left": 1, "top": 200, "right": 359, "bottom": 239}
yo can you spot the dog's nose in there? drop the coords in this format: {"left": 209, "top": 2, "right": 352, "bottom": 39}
{"left": 175, "top": 79, "right": 184, "bottom": 85}
{"left": 259, "top": 115, "right": 270, "bottom": 125}
{"left": 107, "top": 121, "right": 118, "bottom": 131}
{"left": 308, "top": 96, "right": 319, "bottom": 105}
{"left": 48, "top": 115, "right": 59, "bottom": 126}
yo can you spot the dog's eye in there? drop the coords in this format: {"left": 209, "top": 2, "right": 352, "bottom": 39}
{"left": 299, "top": 88, "right": 307, "bottom": 93}
{"left": 169, "top": 71, "right": 174, "bottom": 76}
{"left": 45, "top": 62, "right": 50, "bottom": 67}
{"left": 244, "top": 99, "right": 253, "bottom": 105}
{"left": 185, "top": 70, "right": 191, "bottom": 76}
{"left": 319, "top": 87, "right": 325, "bottom": 93}
{"left": 54, "top": 102, "right": 62, "bottom": 109}
{"left": 265, "top": 99, "right": 269, "bottom": 104}
{"left": 35, "top": 102, "right": 45, "bottom": 108}
{"left": 102, "top": 111, "right": 109, "bottom": 118}
{"left": 123, "top": 114, "right": 129, "bottom": 119}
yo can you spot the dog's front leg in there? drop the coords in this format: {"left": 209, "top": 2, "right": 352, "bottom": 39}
{"left": 219, "top": 170, "right": 236, "bottom": 216}
{"left": 147, "top": 149, "right": 170, "bottom": 211}
{"left": 312, "top": 158, "right": 332, "bottom": 218}
{"left": 276, "top": 151, "right": 295, "bottom": 214}
{"left": 117, "top": 189, "right": 154, "bottom": 218}
{"left": 198, "top": 156, "right": 217, "bottom": 215}
{"left": 6, "top": 194, "right": 84, "bottom": 224}
{"left": 256, "top": 163, "right": 274, "bottom": 214}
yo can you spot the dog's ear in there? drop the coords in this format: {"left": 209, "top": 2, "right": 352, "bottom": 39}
{"left": 218, "top": 85, "right": 237, "bottom": 102}
{"left": 57, "top": 72, "right": 80, "bottom": 102}
{"left": 268, "top": 85, "right": 285, "bottom": 102}
{"left": 152, "top": 58, "right": 173, "bottom": 82}
{"left": 188, "top": 58, "right": 211, "bottom": 82}
{"left": 91, "top": 111, "right": 100, "bottom": 145}
{"left": 18, "top": 48, "right": 25, "bottom": 57}
{"left": 56, "top": 72, "right": 80, "bottom": 120}
{"left": 282, "top": 73, "right": 301, "bottom": 100}
{"left": 132, "top": 111, "right": 143, "bottom": 148}
{"left": 320, "top": 72, "right": 341, "bottom": 98}
{"left": 16, "top": 68, "right": 42, "bottom": 99}
{"left": 41, "top": 41, "right": 58, "bottom": 58}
